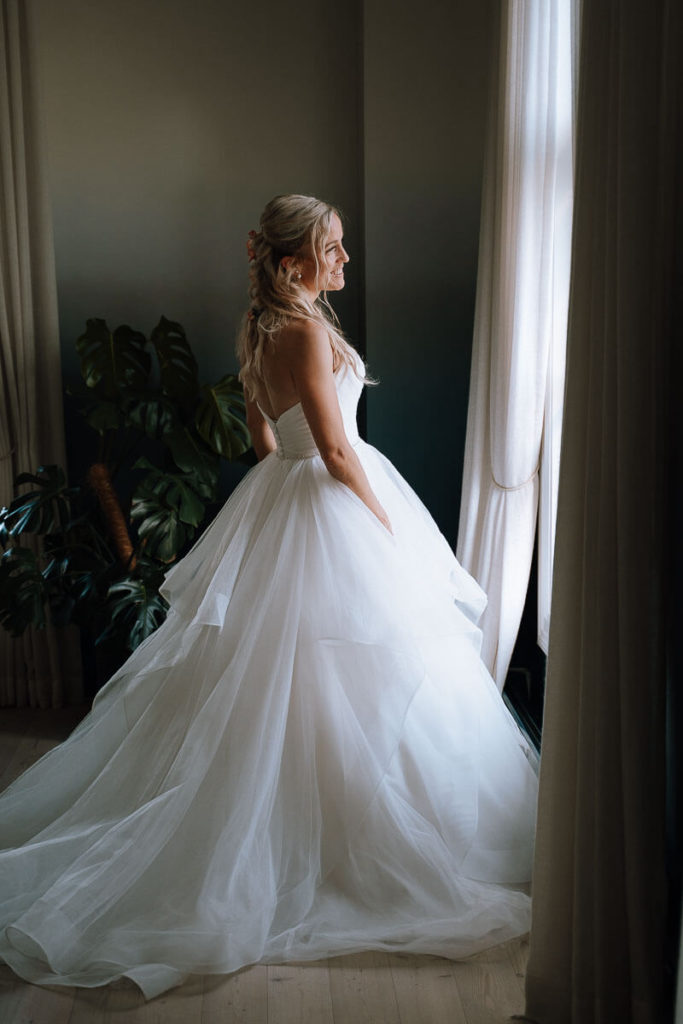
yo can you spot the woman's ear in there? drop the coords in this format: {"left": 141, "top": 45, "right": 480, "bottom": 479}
{"left": 280, "top": 256, "right": 302, "bottom": 281}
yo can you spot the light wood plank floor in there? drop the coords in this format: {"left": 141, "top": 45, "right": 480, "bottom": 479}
{"left": 0, "top": 707, "right": 529, "bottom": 1024}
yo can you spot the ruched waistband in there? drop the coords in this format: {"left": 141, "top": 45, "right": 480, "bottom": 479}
{"left": 276, "top": 435, "right": 361, "bottom": 461}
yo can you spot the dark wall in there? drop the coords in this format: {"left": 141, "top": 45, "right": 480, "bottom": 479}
{"left": 363, "top": 1, "right": 493, "bottom": 546}
{"left": 32, "top": 0, "right": 493, "bottom": 545}
{"left": 32, "top": 0, "right": 363, "bottom": 384}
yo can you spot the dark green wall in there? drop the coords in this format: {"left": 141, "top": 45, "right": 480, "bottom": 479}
{"left": 363, "top": 1, "right": 493, "bottom": 547}
{"left": 32, "top": 0, "right": 493, "bottom": 545}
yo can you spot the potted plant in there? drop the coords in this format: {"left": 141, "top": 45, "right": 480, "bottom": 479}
{"left": 0, "top": 316, "right": 250, "bottom": 684}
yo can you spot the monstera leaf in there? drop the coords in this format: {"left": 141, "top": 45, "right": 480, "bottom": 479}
{"left": 195, "top": 374, "right": 250, "bottom": 460}
{"left": 163, "top": 426, "right": 219, "bottom": 499}
{"left": 0, "top": 546, "right": 47, "bottom": 635}
{"left": 150, "top": 317, "right": 200, "bottom": 410}
{"left": 0, "top": 317, "right": 252, "bottom": 665}
{"left": 76, "top": 319, "right": 150, "bottom": 399}
{"left": 131, "top": 461, "right": 206, "bottom": 562}
{"left": 0, "top": 465, "right": 73, "bottom": 543}
{"left": 123, "top": 394, "right": 178, "bottom": 439}
{"left": 100, "top": 563, "right": 168, "bottom": 650}
{"left": 42, "top": 525, "right": 113, "bottom": 625}
{"left": 84, "top": 400, "right": 122, "bottom": 434}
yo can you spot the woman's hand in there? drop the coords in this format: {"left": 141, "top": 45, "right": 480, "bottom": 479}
{"left": 375, "top": 506, "right": 393, "bottom": 535}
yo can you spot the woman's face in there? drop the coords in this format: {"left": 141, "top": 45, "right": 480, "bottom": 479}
{"left": 299, "top": 213, "right": 349, "bottom": 297}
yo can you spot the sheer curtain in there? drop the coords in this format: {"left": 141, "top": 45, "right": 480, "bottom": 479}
{"left": 457, "top": 0, "right": 575, "bottom": 689}
{"left": 0, "top": 0, "right": 81, "bottom": 706}
{"left": 523, "top": 0, "right": 679, "bottom": 1020}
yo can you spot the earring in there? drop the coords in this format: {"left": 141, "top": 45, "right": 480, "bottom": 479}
{"left": 295, "top": 272, "right": 302, "bottom": 280}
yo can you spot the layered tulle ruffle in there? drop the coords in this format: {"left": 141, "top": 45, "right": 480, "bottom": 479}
{"left": 0, "top": 365, "right": 537, "bottom": 999}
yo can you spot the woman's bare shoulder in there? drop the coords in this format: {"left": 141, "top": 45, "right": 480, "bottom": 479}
{"left": 276, "top": 320, "right": 332, "bottom": 368}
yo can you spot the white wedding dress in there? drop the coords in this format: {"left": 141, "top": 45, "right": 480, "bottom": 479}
{"left": 0, "top": 354, "right": 537, "bottom": 999}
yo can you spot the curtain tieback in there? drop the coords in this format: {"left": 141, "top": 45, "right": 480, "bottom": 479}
{"left": 491, "top": 464, "right": 539, "bottom": 492}
{"left": 0, "top": 446, "right": 15, "bottom": 462}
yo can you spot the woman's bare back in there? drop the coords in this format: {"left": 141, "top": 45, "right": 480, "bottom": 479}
{"left": 252, "top": 325, "right": 339, "bottom": 422}
{"left": 251, "top": 330, "right": 306, "bottom": 421}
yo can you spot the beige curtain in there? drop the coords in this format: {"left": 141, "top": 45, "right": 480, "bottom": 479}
{"left": 456, "top": 0, "right": 576, "bottom": 689}
{"left": 0, "top": 0, "right": 81, "bottom": 706}
{"left": 524, "top": 1, "right": 679, "bottom": 1021}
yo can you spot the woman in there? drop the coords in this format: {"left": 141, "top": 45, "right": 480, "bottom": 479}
{"left": 0, "top": 194, "right": 537, "bottom": 1000}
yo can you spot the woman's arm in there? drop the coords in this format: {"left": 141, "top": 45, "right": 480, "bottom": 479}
{"left": 245, "top": 397, "right": 277, "bottom": 461}
{"left": 280, "top": 322, "right": 393, "bottom": 534}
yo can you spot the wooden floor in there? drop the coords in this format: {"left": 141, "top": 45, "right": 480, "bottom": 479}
{"left": 0, "top": 707, "right": 529, "bottom": 1024}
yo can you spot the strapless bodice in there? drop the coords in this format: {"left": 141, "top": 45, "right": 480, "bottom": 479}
{"left": 259, "top": 356, "right": 363, "bottom": 459}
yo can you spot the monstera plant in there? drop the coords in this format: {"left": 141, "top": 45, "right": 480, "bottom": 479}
{"left": 0, "top": 317, "right": 250, "bottom": 664}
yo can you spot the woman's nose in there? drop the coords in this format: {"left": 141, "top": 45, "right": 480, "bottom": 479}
{"left": 340, "top": 246, "right": 350, "bottom": 263}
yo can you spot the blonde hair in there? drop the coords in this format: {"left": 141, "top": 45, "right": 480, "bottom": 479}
{"left": 236, "top": 194, "right": 365, "bottom": 398}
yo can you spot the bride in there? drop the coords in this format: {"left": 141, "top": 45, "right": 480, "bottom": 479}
{"left": 0, "top": 194, "right": 537, "bottom": 1000}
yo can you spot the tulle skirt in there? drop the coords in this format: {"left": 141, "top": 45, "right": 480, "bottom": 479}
{"left": 0, "top": 442, "right": 537, "bottom": 999}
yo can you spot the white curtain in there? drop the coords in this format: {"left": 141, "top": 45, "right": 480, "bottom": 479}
{"left": 457, "top": 0, "right": 575, "bottom": 688}
{"left": 0, "top": 0, "right": 81, "bottom": 706}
